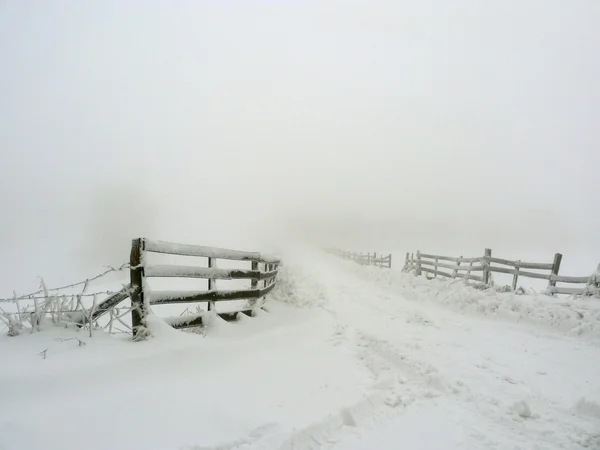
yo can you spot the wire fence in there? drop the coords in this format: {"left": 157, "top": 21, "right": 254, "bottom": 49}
{"left": 0, "top": 263, "right": 132, "bottom": 337}
{"left": 0, "top": 263, "right": 129, "bottom": 303}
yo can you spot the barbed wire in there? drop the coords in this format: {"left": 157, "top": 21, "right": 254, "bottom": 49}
{"left": 0, "top": 290, "right": 129, "bottom": 303}
{"left": 0, "top": 263, "right": 129, "bottom": 303}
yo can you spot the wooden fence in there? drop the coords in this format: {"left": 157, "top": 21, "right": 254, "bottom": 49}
{"left": 128, "top": 238, "right": 281, "bottom": 340}
{"left": 403, "top": 249, "right": 599, "bottom": 297}
{"left": 328, "top": 248, "right": 392, "bottom": 268}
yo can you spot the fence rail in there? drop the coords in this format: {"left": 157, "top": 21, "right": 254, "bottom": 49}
{"left": 403, "top": 249, "right": 599, "bottom": 297}
{"left": 130, "top": 238, "right": 281, "bottom": 340}
{"left": 327, "top": 248, "right": 392, "bottom": 268}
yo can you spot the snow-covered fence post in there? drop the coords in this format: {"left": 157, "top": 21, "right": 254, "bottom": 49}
{"left": 130, "top": 238, "right": 147, "bottom": 341}
{"left": 466, "top": 260, "right": 474, "bottom": 280}
{"left": 453, "top": 257, "right": 462, "bottom": 278}
{"left": 207, "top": 257, "right": 216, "bottom": 312}
{"left": 483, "top": 248, "right": 492, "bottom": 285}
{"left": 547, "top": 253, "right": 563, "bottom": 295}
{"left": 251, "top": 261, "right": 259, "bottom": 290}
{"left": 416, "top": 251, "right": 422, "bottom": 276}
{"left": 246, "top": 260, "right": 260, "bottom": 309}
{"left": 512, "top": 261, "right": 520, "bottom": 291}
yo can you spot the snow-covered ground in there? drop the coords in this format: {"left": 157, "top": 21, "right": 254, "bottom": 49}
{"left": 1, "top": 248, "right": 599, "bottom": 450}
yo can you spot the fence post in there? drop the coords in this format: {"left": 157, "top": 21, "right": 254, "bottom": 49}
{"left": 512, "top": 261, "right": 520, "bottom": 291}
{"left": 263, "top": 263, "right": 268, "bottom": 288}
{"left": 251, "top": 261, "right": 259, "bottom": 290}
{"left": 207, "top": 257, "right": 216, "bottom": 311}
{"left": 130, "top": 238, "right": 147, "bottom": 341}
{"left": 416, "top": 251, "right": 422, "bottom": 276}
{"left": 246, "top": 261, "right": 259, "bottom": 308}
{"left": 548, "top": 253, "right": 562, "bottom": 295}
{"left": 434, "top": 257, "right": 439, "bottom": 278}
{"left": 453, "top": 257, "right": 462, "bottom": 278}
{"left": 388, "top": 254, "right": 392, "bottom": 269}
{"left": 466, "top": 260, "right": 473, "bottom": 281}
{"left": 483, "top": 248, "right": 492, "bottom": 285}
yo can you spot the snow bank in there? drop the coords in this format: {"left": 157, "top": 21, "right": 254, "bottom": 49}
{"left": 326, "top": 256, "right": 600, "bottom": 343}
{"left": 269, "top": 260, "right": 328, "bottom": 308}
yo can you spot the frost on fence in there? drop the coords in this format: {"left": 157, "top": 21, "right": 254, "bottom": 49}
{"left": 403, "top": 250, "right": 600, "bottom": 298}
{"left": 0, "top": 264, "right": 132, "bottom": 337}
{"left": 0, "top": 263, "right": 130, "bottom": 303}
{"left": 144, "top": 239, "right": 281, "bottom": 263}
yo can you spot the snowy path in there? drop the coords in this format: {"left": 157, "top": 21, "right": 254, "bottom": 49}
{"left": 1, "top": 250, "right": 599, "bottom": 450}
{"left": 295, "top": 254, "right": 600, "bottom": 449}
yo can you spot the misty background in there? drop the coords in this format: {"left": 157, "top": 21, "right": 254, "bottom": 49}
{"left": 1, "top": 0, "right": 599, "bottom": 296}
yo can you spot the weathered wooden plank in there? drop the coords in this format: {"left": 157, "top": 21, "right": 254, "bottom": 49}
{"left": 458, "top": 265, "right": 485, "bottom": 272}
{"left": 149, "top": 283, "right": 277, "bottom": 305}
{"left": 218, "top": 310, "right": 255, "bottom": 322}
{"left": 144, "top": 265, "right": 278, "bottom": 281}
{"left": 550, "top": 274, "right": 592, "bottom": 284}
{"left": 485, "top": 256, "right": 553, "bottom": 270}
{"left": 420, "top": 267, "right": 452, "bottom": 278}
{"left": 457, "top": 273, "right": 484, "bottom": 283}
{"left": 419, "top": 253, "right": 461, "bottom": 262}
{"left": 83, "top": 286, "right": 130, "bottom": 324}
{"left": 460, "top": 257, "right": 483, "bottom": 263}
{"left": 143, "top": 239, "right": 280, "bottom": 263}
{"left": 419, "top": 260, "right": 460, "bottom": 271}
{"left": 418, "top": 259, "right": 485, "bottom": 272}
{"left": 488, "top": 266, "right": 550, "bottom": 280}
{"left": 548, "top": 286, "right": 598, "bottom": 296}
{"left": 419, "top": 253, "right": 482, "bottom": 264}
{"left": 164, "top": 309, "right": 257, "bottom": 329}
{"left": 259, "top": 269, "right": 277, "bottom": 280}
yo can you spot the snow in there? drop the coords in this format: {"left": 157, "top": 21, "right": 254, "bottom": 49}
{"left": 144, "top": 239, "right": 281, "bottom": 263}
{"left": 1, "top": 247, "right": 599, "bottom": 450}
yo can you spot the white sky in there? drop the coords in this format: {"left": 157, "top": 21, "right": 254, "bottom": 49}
{"left": 1, "top": 0, "right": 599, "bottom": 294}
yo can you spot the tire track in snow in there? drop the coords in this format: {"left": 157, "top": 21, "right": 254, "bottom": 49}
{"left": 248, "top": 322, "right": 447, "bottom": 449}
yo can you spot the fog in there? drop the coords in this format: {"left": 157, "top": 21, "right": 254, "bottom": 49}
{"left": 1, "top": 0, "right": 599, "bottom": 295}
